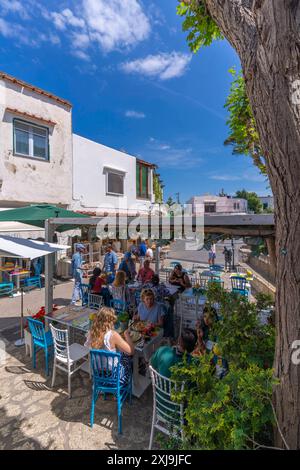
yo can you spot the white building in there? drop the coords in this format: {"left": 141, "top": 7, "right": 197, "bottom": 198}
{"left": 0, "top": 71, "right": 157, "bottom": 239}
{"left": 187, "top": 194, "right": 248, "bottom": 215}
{"left": 72, "top": 134, "right": 155, "bottom": 216}
{"left": 259, "top": 195, "right": 274, "bottom": 211}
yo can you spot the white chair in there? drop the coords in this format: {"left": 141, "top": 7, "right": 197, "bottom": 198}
{"left": 88, "top": 293, "right": 103, "bottom": 309}
{"left": 178, "top": 295, "right": 203, "bottom": 333}
{"left": 149, "top": 366, "right": 184, "bottom": 450}
{"left": 50, "top": 324, "right": 90, "bottom": 398}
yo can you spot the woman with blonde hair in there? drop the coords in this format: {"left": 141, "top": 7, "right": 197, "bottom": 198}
{"left": 85, "top": 306, "right": 134, "bottom": 385}
{"left": 134, "top": 288, "right": 165, "bottom": 326}
{"left": 109, "top": 270, "right": 129, "bottom": 304}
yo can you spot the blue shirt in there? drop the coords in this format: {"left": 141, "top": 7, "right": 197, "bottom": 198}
{"left": 138, "top": 302, "right": 164, "bottom": 324}
{"left": 72, "top": 252, "right": 83, "bottom": 278}
{"left": 139, "top": 243, "right": 147, "bottom": 256}
{"left": 103, "top": 251, "right": 118, "bottom": 273}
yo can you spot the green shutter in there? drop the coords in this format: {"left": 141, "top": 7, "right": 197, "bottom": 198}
{"left": 136, "top": 164, "right": 140, "bottom": 197}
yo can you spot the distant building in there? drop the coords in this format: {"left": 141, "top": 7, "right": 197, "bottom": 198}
{"left": 187, "top": 194, "right": 248, "bottom": 215}
{"left": 259, "top": 195, "right": 274, "bottom": 211}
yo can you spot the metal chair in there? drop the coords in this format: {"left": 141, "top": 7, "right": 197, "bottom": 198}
{"left": 80, "top": 283, "right": 90, "bottom": 306}
{"left": 50, "top": 324, "right": 90, "bottom": 398}
{"left": 149, "top": 365, "right": 184, "bottom": 450}
{"left": 0, "top": 282, "right": 14, "bottom": 297}
{"left": 90, "top": 349, "right": 132, "bottom": 434}
{"left": 27, "top": 318, "right": 53, "bottom": 376}
{"left": 88, "top": 293, "right": 103, "bottom": 309}
{"left": 24, "top": 276, "right": 42, "bottom": 290}
{"left": 231, "top": 276, "right": 249, "bottom": 298}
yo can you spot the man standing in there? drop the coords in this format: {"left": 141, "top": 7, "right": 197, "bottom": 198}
{"left": 139, "top": 239, "right": 147, "bottom": 268}
{"left": 103, "top": 244, "right": 118, "bottom": 283}
{"left": 223, "top": 247, "right": 232, "bottom": 272}
{"left": 71, "top": 244, "right": 86, "bottom": 305}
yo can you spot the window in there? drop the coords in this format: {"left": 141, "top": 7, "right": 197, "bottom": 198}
{"left": 204, "top": 202, "right": 216, "bottom": 213}
{"left": 234, "top": 202, "right": 240, "bottom": 210}
{"left": 106, "top": 170, "right": 124, "bottom": 196}
{"left": 263, "top": 203, "right": 268, "bottom": 210}
{"left": 13, "top": 119, "right": 49, "bottom": 160}
{"left": 136, "top": 162, "right": 150, "bottom": 199}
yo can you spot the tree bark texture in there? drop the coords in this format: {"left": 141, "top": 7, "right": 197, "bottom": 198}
{"left": 205, "top": 0, "right": 300, "bottom": 448}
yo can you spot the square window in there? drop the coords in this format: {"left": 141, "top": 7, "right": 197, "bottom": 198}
{"left": 107, "top": 171, "right": 124, "bottom": 195}
{"left": 14, "top": 119, "right": 49, "bottom": 160}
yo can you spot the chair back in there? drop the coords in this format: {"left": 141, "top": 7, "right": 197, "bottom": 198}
{"left": 111, "top": 285, "right": 126, "bottom": 303}
{"left": 80, "top": 283, "right": 90, "bottom": 305}
{"left": 24, "top": 276, "right": 41, "bottom": 290}
{"left": 88, "top": 293, "right": 103, "bottom": 309}
{"left": 149, "top": 366, "right": 184, "bottom": 437}
{"left": 27, "top": 318, "right": 46, "bottom": 345}
{"left": 231, "top": 276, "right": 247, "bottom": 291}
{"left": 90, "top": 349, "right": 121, "bottom": 389}
{"left": 0, "top": 282, "right": 14, "bottom": 296}
{"left": 50, "top": 324, "right": 70, "bottom": 363}
{"left": 208, "top": 278, "right": 224, "bottom": 289}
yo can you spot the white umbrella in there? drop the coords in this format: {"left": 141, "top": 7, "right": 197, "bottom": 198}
{"left": 0, "top": 236, "right": 70, "bottom": 346}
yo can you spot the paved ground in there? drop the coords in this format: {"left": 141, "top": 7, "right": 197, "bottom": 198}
{"left": 0, "top": 243, "right": 249, "bottom": 450}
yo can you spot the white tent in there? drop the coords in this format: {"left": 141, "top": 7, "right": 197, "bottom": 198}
{"left": 0, "top": 235, "right": 68, "bottom": 259}
{"left": 0, "top": 235, "right": 70, "bottom": 346}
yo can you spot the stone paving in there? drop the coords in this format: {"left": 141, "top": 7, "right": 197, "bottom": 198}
{"left": 0, "top": 325, "right": 153, "bottom": 450}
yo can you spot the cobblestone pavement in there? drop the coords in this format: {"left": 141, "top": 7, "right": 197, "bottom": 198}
{"left": 0, "top": 327, "right": 153, "bottom": 450}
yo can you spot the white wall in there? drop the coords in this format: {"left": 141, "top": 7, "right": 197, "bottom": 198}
{"left": 0, "top": 78, "right": 73, "bottom": 207}
{"left": 72, "top": 134, "right": 154, "bottom": 215}
{"left": 187, "top": 195, "right": 248, "bottom": 214}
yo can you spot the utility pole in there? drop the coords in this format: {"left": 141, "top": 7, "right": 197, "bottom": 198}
{"left": 231, "top": 237, "right": 235, "bottom": 271}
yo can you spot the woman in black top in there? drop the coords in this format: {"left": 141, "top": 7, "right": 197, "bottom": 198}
{"left": 169, "top": 264, "right": 191, "bottom": 292}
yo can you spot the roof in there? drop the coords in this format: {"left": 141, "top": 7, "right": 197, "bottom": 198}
{"left": 0, "top": 71, "right": 72, "bottom": 108}
{"left": 136, "top": 158, "right": 157, "bottom": 169}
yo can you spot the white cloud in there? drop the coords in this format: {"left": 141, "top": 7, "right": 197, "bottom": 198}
{"left": 210, "top": 172, "right": 266, "bottom": 183}
{"left": 120, "top": 52, "right": 192, "bottom": 80}
{"left": 72, "top": 49, "right": 90, "bottom": 61}
{"left": 47, "top": 0, "right": 150, "bottom": 58}
{"left": 0, "top": 17, "right": 35, "bottom": 45}
{"left": 125, "top": 110, "right": 146, "bottom": 119}
{"left": 146, "top": 138, "right": 200, "bottom": 169}
{"left": 0, "top": 0, "right": 29, "bottom": 19}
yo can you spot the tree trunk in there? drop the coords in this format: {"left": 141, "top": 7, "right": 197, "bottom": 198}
{"left": 206, "top": 0, "right": 300, "bottom": 448}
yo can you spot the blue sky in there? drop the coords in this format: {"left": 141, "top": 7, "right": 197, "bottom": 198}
{"left": 0, "top": 0, "right": 270, "bottom": 202}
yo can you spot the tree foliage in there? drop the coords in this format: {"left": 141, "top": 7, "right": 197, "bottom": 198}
{"left": 236, "top": 189, "right": 263, "bottom": 213}
{"left": 225, "top": 70, "right": 266, "bottom": 174}
{"left": 167, "top": 283, "right": 277, "bottom": 450}
{"left": 177, "top": 1, "right": 223, "bottom": 52}
{"left": 177, "top": 2, "right": 266, "bottom": 174}
{"left": 153, "top": 173, "right": 163, "bottom": 203}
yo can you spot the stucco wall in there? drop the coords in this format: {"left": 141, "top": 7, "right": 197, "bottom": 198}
{"left": 0, "top": 79, "right": 72, "bottom": 206}
{"left": 187, "top": 196, "right": 248, "bottom": 214}
{"left": 72, "top": 134, "right": 154, "bottom": 215}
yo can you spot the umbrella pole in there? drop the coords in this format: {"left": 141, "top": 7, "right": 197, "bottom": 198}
{"left": 15, "top": 287, "right": 25, "bottom": 347}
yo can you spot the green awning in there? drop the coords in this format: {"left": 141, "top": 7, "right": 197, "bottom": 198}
{"left": 0, "top": 205, "right": 89, "bottom": 232}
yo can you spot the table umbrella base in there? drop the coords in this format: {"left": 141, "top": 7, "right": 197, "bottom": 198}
{"left": 14, "top": 338, "right": 25, "bottom": 347}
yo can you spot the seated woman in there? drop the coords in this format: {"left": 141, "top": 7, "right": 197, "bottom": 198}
{"left": 109, "top": 270, "right": 129, "bottom": 304}
{"left": 200, "top": 306, "right": 218, "bottom": 342}
{"left": 89, "top": 267, "right": 111, "bottom": 306}
{"left": 118, "top": 252, "right": 136, "bottom": 282}
{"left": 192, "top": 324, "right": 207, "bottom": 357}
{"left": 150, "top": 274, "right": 170, "bottom": 302}
{"left": 134, "top": 288, "right": 165, "bottom": 326}
{"left": 169, "top": 264, "right": 191, "bottom": 292}
{"left": 137, "top": 260, "right": 155, "bottom": 285}
{"left": 85, "top": 307, "right": 134, "bottom": 385}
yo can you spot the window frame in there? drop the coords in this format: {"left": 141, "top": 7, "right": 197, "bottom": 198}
{"left": 13, "top": 118, "right": 49, "bottom": 161}
{"left": 204, "top": 202, "right": 216, "bottom": 213}
{"left": 105, "top": 168, "right": 125, "bottom": 197}
{"left": 136, "top": 162, "right": 150, "bottom": 200}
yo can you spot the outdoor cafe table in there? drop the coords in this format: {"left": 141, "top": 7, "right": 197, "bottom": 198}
{"left": 45, "top": 305, "right": 164, "bottom": 397}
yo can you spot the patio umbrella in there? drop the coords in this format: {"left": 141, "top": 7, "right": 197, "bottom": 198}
{"left": 0, "top": 204, "right": 89, "bottom": 232}
{"left": 0, "top": 236, "right": 70, "bottom": 346}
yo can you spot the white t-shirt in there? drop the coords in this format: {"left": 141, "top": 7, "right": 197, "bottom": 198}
{"left": 146, "top": 248, "right": 153, "bottom": 258}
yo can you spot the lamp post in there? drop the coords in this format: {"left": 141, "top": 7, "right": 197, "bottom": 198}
{"left": 231, "top": 237, "right": 235, "bottom": 271}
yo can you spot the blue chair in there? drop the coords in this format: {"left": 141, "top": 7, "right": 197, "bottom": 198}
{"left": 24, "top": 276, "right": 42, "bottom": 290}
{"left": 231, "top": 276, "right": 249, "bottom": 298}
{"left": 0, "top": 282, "right": 14, "bottom": 297}
{"left": 90, "top": 350, "right": 132, "bottom": 434}
{"left": 169, "top": 261, "right": 181, "bottom": 268}
{"left": 27, "top": 318, "right": 53, "bottom": 376}
{"left": 110, "top": 299, "right": 127, "bottom": 315}
{"left": 80, "top": 283, "right": 90, "bottom": 306}
{"left": 208, "top": 278, "right": 224, "bottom": 289}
